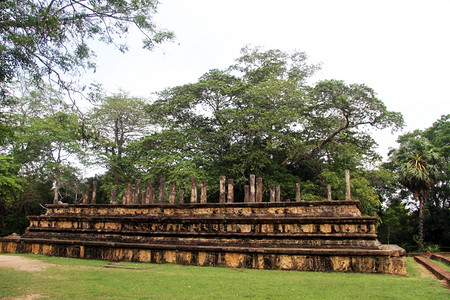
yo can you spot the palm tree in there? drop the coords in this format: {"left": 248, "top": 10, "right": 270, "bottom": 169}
{"left": 390, "top": 137, "right": 441, "bottom": 252}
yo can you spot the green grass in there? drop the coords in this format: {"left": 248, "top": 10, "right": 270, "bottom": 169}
{"left": 0, "top": 255, "right": 449, "bottom": 299}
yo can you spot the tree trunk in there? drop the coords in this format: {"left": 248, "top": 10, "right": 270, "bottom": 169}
{"left": 415, "top": 192, "right": 424, "bottom": 252}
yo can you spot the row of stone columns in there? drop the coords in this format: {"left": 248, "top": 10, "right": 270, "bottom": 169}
{"left": 327, "top": 169, "right": 352, "bottom": 201}
{"left": 119, "top": 178, "right": 209, "bottom": 205}
{"left": 82, "top": 181, "right": 97, "bottom": 205}
{"left": 79, "top": 170, "right": 352, "bottom": 205}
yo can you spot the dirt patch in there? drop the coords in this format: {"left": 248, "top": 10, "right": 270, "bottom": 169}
{"left": 0, "top": 255, "right": 53, "bottom": 272}
{"left": 4, "top": 294, "right": 45, "bottom": 300}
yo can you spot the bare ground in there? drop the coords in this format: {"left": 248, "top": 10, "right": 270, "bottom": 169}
{"left": 0, "top": 255, "right": 53, "bottom": 272}
{"left": 3, "top": 295, "right": 44, "bottom": 300}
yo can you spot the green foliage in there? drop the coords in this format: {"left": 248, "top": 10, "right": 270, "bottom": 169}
{"left": 138, "top": 47, "right": 402, "bottom": 206}
{"left": 424, "top": 114, "right": 450, "bottom": 158}
{"left": 423, "top": 242, "right": 440, "bottom": 253}
{"left": 0, "top": 84, "right": 84, "bottom": 233}
{"left": 0, "top": 155, "right": 22, "bottom": 205}
{"left": 423, "top": 115, "right": 450, "bottom": 207}
{"left": 0, "top": 0, "right": 173, "bottom": 95}
{"left": 391, "top": 137, "right": 441, "bottom": 197}
{"left": 321, "top": 169, "right": 381, "bottom": 216}
{"left": 377, "top": 115, "right": 449, "bottom": 251}
{"left": 377, "top": 197, "right": 415, "bottom": 250}
{"left": 388, "top": 127, "right": 445, "bottom": 252}
{"left": 87, "top": 93, "right": 151, "bottom": 201}
{"left": 11, "top": 92, "right": 84, "bottom": 198}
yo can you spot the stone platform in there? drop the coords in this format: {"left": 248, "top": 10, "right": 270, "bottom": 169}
{"left": 0, "top": 201, "right": 406, "bottom": 275}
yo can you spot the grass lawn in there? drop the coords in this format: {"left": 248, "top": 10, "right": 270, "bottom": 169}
{"left": 0, "top": 254, "right": 448, "bottom": 299}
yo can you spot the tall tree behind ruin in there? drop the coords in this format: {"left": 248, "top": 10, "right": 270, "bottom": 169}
{"left": 87, "top": 92, "right": 151, "bottom": 201}
{"left": 136, "top": 47, "right": 403, "bottom": 204}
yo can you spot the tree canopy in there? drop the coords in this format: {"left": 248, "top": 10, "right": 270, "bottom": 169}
{"left": 88, "top": 92, "right": 151, "bottom": 201}
{"left": 135, "top": 47, "right": 403, "bottom": 208}
{"left": 388, "top": 133, "right": 444, "bottom": 251}
{"left": 0, "top": 0, "right": 173, "bottom": 96}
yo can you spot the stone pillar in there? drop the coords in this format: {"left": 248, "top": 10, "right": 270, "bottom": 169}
{"left": 327, "top": 184, "right": 332, "bottom": 201}
{"left": 141, "top": 189, "right": 146, "bottom": 203}
{"left": 200, "top": 181, "right": 207, "bottom": 203}
{"left": 149, "top": 187, "right": 156, "bottom": 204}
{"left": 91, "top": 181, "right": 97, "bottom": 204}
{"left": 145, "top": 182, "right": 154, "bottom": 204}
{"left": 159, "top": 178, "right": 165, "bottom": 204}
{"left": 244, "top": 185, "right": 250, "bottom": 202}
{"left": 190, "top": 177, "right": 197, "bottom": 203}
{"left": 219, "top": 176, "right": 226, "bottom": 203}
{"left": 110, "top": 188, "right": 117, "bottom": 204}
{"left": 269, "top": 185, "right": 275, "bottom": 202}
{"left": 256, "top": 177, "right": 263, "bottom": 202}
{"left": 250, "top": 174, "right": 256, "bottom": 202}
{"left": 295, "top": 183, "right": 301, "bottom": 202}
{"left": 169, "top": 181, "right": 176, "bottom": 204}
{"left": 276, "top": 186, "right": 281, "bottom": 202}
{"left": 124, "top": 182, "right": 132, "bottom": 205}
{"left": 345, "top": 169, "right": 351, "bottom": 200}
{"left": 133, "top": 179, "right": 141, "bottom": 204}
{"left": 179, "top": 189, "right": 185, "bottom": 204}
{"left": 227, "top": 178, "right": 234, "bottom": 203}
{"left": 83, "top": 184, "right": 90, "bottom": 205}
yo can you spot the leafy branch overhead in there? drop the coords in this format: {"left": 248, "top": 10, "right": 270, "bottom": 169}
{"left": 286, "top": 80, "right": 404, "bottom": 165}
{"left": 0, "top": 0, "right": 174, "bottom": 94}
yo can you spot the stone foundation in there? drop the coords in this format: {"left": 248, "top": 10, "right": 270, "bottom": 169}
{"left": 0, "top": 201, "right": 407, "bottom": 275}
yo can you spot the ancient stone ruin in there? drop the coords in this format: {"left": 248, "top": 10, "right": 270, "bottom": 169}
{"left": 0, "top": 171, "right": 407, "bottom": 275}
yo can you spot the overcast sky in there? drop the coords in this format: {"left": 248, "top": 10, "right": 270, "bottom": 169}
{"left": 85, "top": 0, "right": 450, "bottom": 159}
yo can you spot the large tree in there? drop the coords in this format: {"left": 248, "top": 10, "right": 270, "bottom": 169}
{"left": 10, "top": 87, "right": 84, "bottom": 203}
{"left": 88, "top": 92, "right": 151, "bottom": 202}
{"left": 0, "top": 84, "right": 84, "bottom": 234}
{"left": 389, "top": 137, "right": 442, "bottom": 251}
{"left": 423, "top": 114, "right": 449, "bottom": 209}
{"left": 0, "top": 0, "right": 173, "bottom": 97}
{"left": 138, "top": 47, "right": 403, "bottom": 205}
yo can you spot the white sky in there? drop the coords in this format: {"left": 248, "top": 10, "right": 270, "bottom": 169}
{"left": 85, "top": 0, "right": 450, "bottom": 160}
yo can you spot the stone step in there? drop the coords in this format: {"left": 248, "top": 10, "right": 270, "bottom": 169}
{"left": 44, "top": 201, "right": 364, "bottom": 217}
{"left": 0, "top": 237, "right": 408, "bottom": 275}
{"left": 414, "top": 255, "right": 450, "bottom": 285}
{"left": 30, "top": 215, "right": 377, "bottom": 222}
{"left": 28, "top": 215, "right": 376, "bottom": 235}
{"left": 430, "top": 253, "right": 450, "bottom": 266}
{"left": 26, "top": 227, "right": 378, "bottom": 238}
{"left": 24, "top": 229, "right": 381, "bottom": 249}
{"left": 15, "top": 237, "right": 397, "bottom": 256}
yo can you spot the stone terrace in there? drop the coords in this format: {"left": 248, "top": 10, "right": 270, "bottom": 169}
{"left": 0, "top": 172, "right": 407, "bottom": 275}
